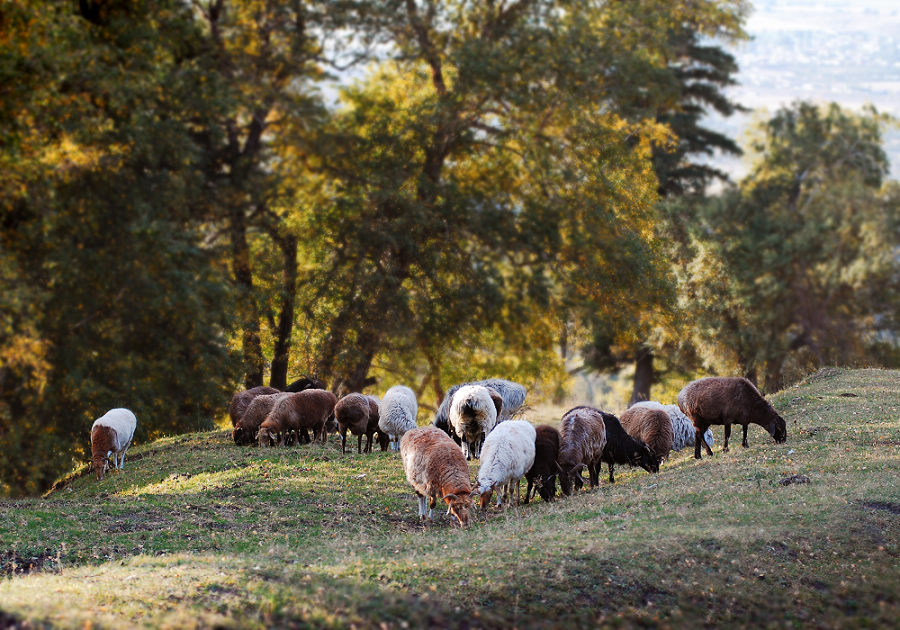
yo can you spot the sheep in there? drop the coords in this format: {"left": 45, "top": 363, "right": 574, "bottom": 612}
{"left": 619, "top": 405, "right": 675, "bottom": 465}
{"left": 285, "top": 376, "right": 326, "bottom": 393}
{"left": 557, "top": 406, "right": 607, "bottom": 495}
{"left": 90, "top": 408, "right": 137, "bottom": 481}
{"left": 630, "top": 401, "right": 715, "bottom": 452}
{"left": 448, "top": 384, "right": 501, "bottom": 460}
{"left": 677, "top": 376, "right": 787, "bottom": 459}
{"left": 335, "top": 393, "right": 383, "bottom": 454}
{"left": 524, "top": 424, "right": 561, "bottom": 504}
{"left": 233, "top": 393, "right": 287, "bottom": 445}
{"left": 476, "top": 420, "right": 537, "bottom": 509}
{"left": 228, "top": 386, "right": 280, "bottom": 427}
{"left": 599, "top": 410, "right": 658, "bottom": 483}
{"left": 434, "top": 378, "right": 526, "bottom": 443}
{"left": 263, "top": 389, "right": 338, "bottom": 446}
{"left": 258, "top": 407, "right": 299, "bottom": 448}
{"left": 400, "top": 426, "right": 473, "bottom": 527}
{"left": 378, "top": 385, "right": 418, "bottom": 451}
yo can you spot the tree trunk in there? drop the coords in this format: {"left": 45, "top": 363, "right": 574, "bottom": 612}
{"left": 229, "top": 208, "right": 265, "bottom": 388}
{"left": 269, "top": 234, "right": 298, "bottom": 390}
{"left": 629, "top": 347, "right": 654, "bottom": 406}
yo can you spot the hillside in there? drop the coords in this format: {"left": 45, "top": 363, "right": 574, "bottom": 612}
{"left": 1, "top": 368, "right": 898, "bottom": 628}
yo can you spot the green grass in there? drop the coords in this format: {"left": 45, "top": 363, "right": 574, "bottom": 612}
{"left": 1, "top": 368, "right": 899, "bottom": 628}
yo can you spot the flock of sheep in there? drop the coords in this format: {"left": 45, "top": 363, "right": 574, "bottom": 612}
{"left": 90, "top": 375, "right": 788, "bottom": 527}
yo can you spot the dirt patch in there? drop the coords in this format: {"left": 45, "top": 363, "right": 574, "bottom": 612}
{"left": 0, "top": 549, "right": 57, "bottom": 577}
{"left": 862, "top": 501, "right": 900, "bottom": 515}
{"left": 839, "top": 392, "right": 859, "bottom": 398}
{"left": 779, "top": 474, "right": 810, "bottom": 486}
{"left": 0, "top": 609, "right": 32, "bottom": 630}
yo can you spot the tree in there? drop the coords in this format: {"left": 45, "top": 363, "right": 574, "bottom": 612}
{"left": 681, "top": 102, "right": 899, "bottom": 391}
{"left": 578, "top": 21, "right": 747, "bottom": 403}
{"left": 0, "top": 0, "right": 238, "bottom": 494}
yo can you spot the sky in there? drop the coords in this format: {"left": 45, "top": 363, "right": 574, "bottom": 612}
{"left": 708, "top": 0, "right": 900, "bottom": 179}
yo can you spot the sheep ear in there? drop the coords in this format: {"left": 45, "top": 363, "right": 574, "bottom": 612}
{"left": 443, "top": 494, "right": 458, "bottom": 504}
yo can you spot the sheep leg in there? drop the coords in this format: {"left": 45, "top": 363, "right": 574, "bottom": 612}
{"left": 340, "top": 428, "right": 347, "bottom": 454}
{"left": 120, "top": 443, "right": 130, "bottom": 469}
{"left": 741, "top": 424, "right": 749, "bottom": 448}
{"left": 416, "top": 493, "right": 428, "bottom": 520}
{"left": 514, "top": 478, "right": 521, "bottom": 505}
{"left": 524, "top": 478, "right": 534, "bottom": 504}
{"left": 608, "top": 462, "right": 615, "bottom": 484}
{"left": 723, "top": 424, "right": 731, "bottom": 452}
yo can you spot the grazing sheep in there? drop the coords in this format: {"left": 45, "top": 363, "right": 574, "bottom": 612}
{"left": 524, "top": 425, "right": 562, "bottom": 504}
{"left": 90, "top": 408, "right": 137, "bottom": 481}
{"left": 285, "top": 376, "right": 326, "bottom": 393}
{"left": 233, "top": 393, "right": 287, "bottom": 445}
{"left": 630, "top": 401, "right": 715, "bottom": 452}
{"left": 228, "top": 386, "right": 280, "bottom": 427}
{"left": 335, "top": 393, "right": 383, "bottom": 454}
{"left": 620, "top": 405, "right": 675, "bottom": 465}
{"left": 678, "top": 377, "right": 787, "bottom": 459}
{"left": 434, "top": 378, "right": 527, "bottom": 443}
{"left": 448, "top": 385, "right": 500, "bottom": 460}
{"left": 258, "top": 408, "right": 298, "bottom": 448}
{"left": 400, "top": 426, "right": 473, "bottom": 527}
{"left": 265, "top": 389, "right": 338, "bottom": 445}
{"left": 600, "top": 410, "right": 658, "bottom": 483}
{"left": 557, "top": 406, "right": 607, "bottom": 495}
{"left": 476, "top": 420, "right": 537, "bottom": 509}
{"left": 378, "top": 385, "right": 418, "bottom": 451}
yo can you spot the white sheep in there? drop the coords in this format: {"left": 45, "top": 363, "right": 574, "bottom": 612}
{"left": 378, "top": 385, "right": 418, "bottom": 451}
{"left": 631, "top": 401, "right": 714, "bottom": 452}
{"left": 90, "top": 408, "right": 137, "bottom": 480}
{"left": 476, "top": 420, "right": 536, "bottom": 509}
{"left": 448, "top": 384, "right": 499, "bottom": 460}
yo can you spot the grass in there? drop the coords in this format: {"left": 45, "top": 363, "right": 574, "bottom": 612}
{"left": 1, "top": 367, "right": 899, "bottom": 628}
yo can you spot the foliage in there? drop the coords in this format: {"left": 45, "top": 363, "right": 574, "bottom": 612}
{"left": 680, "top": 102, "right": 900, "bottom": 390}
{"left": 0, "top": 1, "right": 238, "bottom": 495}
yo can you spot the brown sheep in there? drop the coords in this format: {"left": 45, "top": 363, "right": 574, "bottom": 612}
{"left": 258, "top": 409, "right": 298, "bottom": 447}
{"left": 677, "top": 376, "right": 787, "bottom": 459}
{"left": 266, "top": 389, "right": 338, "bottom": 445}
{"left": 558, "top": 406, "right": 607, "bottom": 495}
{"left": 233, "top": 393, "right": 287, "bottom": 445}
{"left": 228, "top": 386, "right": 280, "bottom": 427}
{"left": 620, "top": 405, "right": 675, "bottom": 465}
{"left": 524, "top": 425, "right": 561, "bottom": 503}
{"left": 400, "top": 426, "right": 473, "bottom": 527}
{"left": 335, "top": 394, "right": 383, "bottom": 454}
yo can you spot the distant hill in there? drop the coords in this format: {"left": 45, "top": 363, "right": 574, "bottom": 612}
{"left": 704, "top": 0, "right": 900, "bottom": 181}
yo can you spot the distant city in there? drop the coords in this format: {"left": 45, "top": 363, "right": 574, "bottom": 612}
{"left": 705, "top": 0, "right": 900, "bottom": 181}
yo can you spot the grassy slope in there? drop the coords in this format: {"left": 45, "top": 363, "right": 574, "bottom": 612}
{"left": 0, "top": 368, "right": 898, "bottom": 628}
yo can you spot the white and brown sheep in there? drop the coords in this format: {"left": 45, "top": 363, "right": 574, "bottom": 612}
{"left": 434, "top": 378, "right": 526, "bottom": 444}
{"left": 335, "top": 393, "right": 383, "bottom": 454}
{"left": 619, "top": 405, "right": 675, "bottom": 465}
{"left": 378, "top": 385, "right": 418, "bottom": 451}
{"left": 677, "top": 377, "right": 787, "bottom": 459}
{"left": 476, "top": 420, "right": 536, "bottom": 509}
{"left": 233, "top": 393, "right": 287, "bottom": 445}
{"left": 262, "top": 389, "right": 338, "bottom": 446}
{"left": 600, "top": 410, "right": 658, "bottom": 483}
{"left": 557, "top": 406, "right": 607, "bottom": 495}
{"left": 524, "top": 424, "right": 562, "bottom": 504}
{"left": 90, "top": 408, "right": 137, "bottom": 480}
{"left": 400, "top": 426, "right": 473, "bottom": 527}
{"left": 630, "top": 401, "right": 715, "bottom": 453}
{"left": 228, "top": 386, "right": 280, "bottom": 427}
{"left": 448, "top": 384, "right": 502, "bottom": 460}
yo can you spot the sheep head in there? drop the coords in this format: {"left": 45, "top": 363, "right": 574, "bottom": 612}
{"left": 258, "top": 427, "right": 276, "bottom": 448}
{"left": 559, "top": 463, "right": 586, "bottom": 496}
{"left": 92, "top": 451, "right": 111, "bottom": 480}
{"left": 232, "top": 426, "right": 252, "bottom": 446}
{"left": 537, "top": 473, "right": 557, "bottom": 502}
{"left": 443, "top": 493, "right": 472, "bottom": 527}
{"left": 630, "top": 444, "right": 659, "bottom": 474}
{"left": 767, "top": 413, "right": 787, "bottom": 443}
